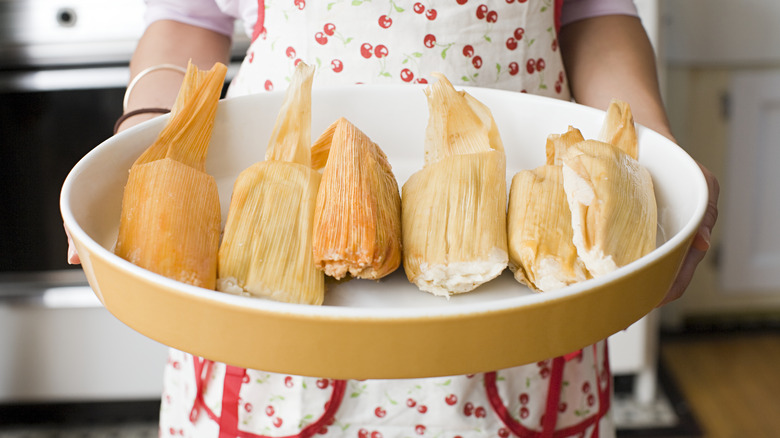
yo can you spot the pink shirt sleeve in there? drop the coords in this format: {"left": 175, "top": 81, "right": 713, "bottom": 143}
{"left": 560, "top": 0, "right": 639, "bottom": 27}
{"left": 144, "top": 0, "right": 237, "bottom": 37}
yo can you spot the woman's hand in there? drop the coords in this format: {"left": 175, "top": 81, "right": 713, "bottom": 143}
{"left": 658, "top": 162, "right": 719, "bottom": 306}
{"left": 66, "top": 226, "right": 81, "bottom": 264}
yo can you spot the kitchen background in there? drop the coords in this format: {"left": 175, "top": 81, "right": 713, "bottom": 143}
{"left": 0, "top": 0, "right": 778, "bottom": 436}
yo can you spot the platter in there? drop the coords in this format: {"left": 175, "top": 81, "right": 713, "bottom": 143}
{"left": 61, "top": 85, "right": 708, "bottom": 379}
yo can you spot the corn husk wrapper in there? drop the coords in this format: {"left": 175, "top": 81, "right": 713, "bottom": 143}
{"left": 311, "top": 118, "right": 402, "bottom": 280}
{"left": 561, "top": 139, "right": 657, "bottom": 277}
{"left": 560, "top": 99, "right": 654, "bottom": 277}
{"left": 114, "top": 61, "right": 226, "bottom": 289}
{"left": 598, "top": 98, "right": 638, "bottom": 160}
{"left": 508, "top": 99, "right": 654, "bottom": 290}
{"left": 217, "top": 62, "right": 325, "bottom": 305}
{"left": 507, "top": 165, "right": 590, "bottom": 292}
{"left": 402, "top": 73, "right": 508, "bottom": 297}
{"left": 546, "top": 125, "right": 585, "bottom": 166}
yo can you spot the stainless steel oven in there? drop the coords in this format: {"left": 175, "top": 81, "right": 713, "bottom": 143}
{"left": 0, "top": 0, "right": 247, "bottom": 415}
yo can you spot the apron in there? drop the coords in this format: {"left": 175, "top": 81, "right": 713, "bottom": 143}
{"left": 160, "top": 1, "right": 613, "bottom": 437}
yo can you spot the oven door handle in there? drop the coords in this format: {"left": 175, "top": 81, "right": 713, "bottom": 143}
{"left": 0, "top": 66, "right": 132, "bottom": 93}
{"left": 0, "top": 62, "right": 241, "bottom": 93}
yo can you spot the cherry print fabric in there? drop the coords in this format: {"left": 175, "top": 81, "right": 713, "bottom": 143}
{"left": 227, "top": 0, "right": 570, "bottom": 98}
{"left": 157, "top": 1, "right": 617, "bottom": 437}
{"left": 161, "top": 343, "right": 613, "bottom": 437}
{"left": 143, "top": 0, "right": 639, "bottom": 48}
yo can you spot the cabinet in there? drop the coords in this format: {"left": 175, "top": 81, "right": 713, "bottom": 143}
{"left": 659, "top": 0, "right": 780, "bottom": 322}
{"left": 722, "top": 72, "right": 780, "bottom": 292}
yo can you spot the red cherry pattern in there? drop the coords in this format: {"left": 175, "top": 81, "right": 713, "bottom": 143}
{"left": 360, "top": 42, "right": 373, "bottom": 58}
{"left": 295, "top": 0, "right": 564, "bottom": 94}
{"left": 424, "top": 34, "right": 437, "bottom": 49}
{"left": 519, "top": 393, "right": 529, "bottom": 405}
{"left": 462, "top": 401, "right": 488, "bottom": 418}
{"left": 476, "top": 4, "right": 488, "bottom": 19}
{"left": 378, "top": 15, "right": 392, "bottom": 29}
{"left": 400, "top": 68, "right": 414, "bottom": 83}
{"left": 526, "top": 58, "right": 536, "bottom": 74}
{"left": 519, "top": 406, "right": 530, "bottom": 419}
{"left": 323, "top": 22, "right": 336, "bottom": 36}
{"left": 245, "top": 0, "right": 566, "bottom": 96}
{"left": 374, "top": 44, "right": 389, "bottom": 58}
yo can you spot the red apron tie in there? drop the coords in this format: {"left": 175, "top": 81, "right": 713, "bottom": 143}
{"left": 218, "top": 365, "right": 247, "bottom": 438}
{"left": 190, "top": 357, "right": 348, "bottom": 438}
{"left": 540, "top": 356, "right": 566, "bottom": 438}
{"left": 252, "top": 0, "right": 266, "bottom": 41}
{"left": 191, "top": 357, "right": 218, "bottom": 423}
{"left": 485, "top": 346, "right": 610, "bottom": 438}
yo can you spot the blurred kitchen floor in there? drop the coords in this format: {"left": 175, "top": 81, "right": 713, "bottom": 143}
{"left": 0, "top": 326, "right": 777, "bottom": 438}
{"left": 659, "top": 326, "right": 780, "bottom": 438}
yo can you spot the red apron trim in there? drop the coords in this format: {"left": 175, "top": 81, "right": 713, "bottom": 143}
{"left": 190, "top": 358, "right": 347, "bottom": 438}
{"left": 252, "top": 0, "right": 266, "bottom": 42}
{"left": 562, "top": 349, "right": 582, "bottom": 362}
{"left": 554, "top": 0, "right": 564, "bottom": 33}
{"left": 485, "top": 347, "right": 611, "bottom": 438}
{"left": 219, "top": 365, "right": 247, "bottom": 438}
{"left": 541, "top": 357, "right": 565, "bottom": 438}
{"left": 191, "top": 357, "right": 218, "bottom": 423}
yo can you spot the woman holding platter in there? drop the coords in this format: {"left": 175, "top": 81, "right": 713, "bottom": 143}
{"left": 69, "top": 1, "right": 720, "bottom": 437}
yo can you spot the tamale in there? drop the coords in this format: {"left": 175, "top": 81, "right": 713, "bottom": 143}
{"left": 114, "top": 61, "right": 226, "bottom": 289}
{"left": 311, "top": 118, "right": 402, "bottom": 280}
{"left": 545, "top": 125, "right": 585, "bottom": 166}
{"left": 507, "top": 165, "right": 590, "bottom": 292}
{"left": 402, "top": 73, "right": 508, "bottom": 297}
{"left": 217, "top": 62, "right": 325, "bottom": 305}
{"left": 561, "top": 139, "right": 657, "bottom": 277}
{"left": 598, "top": 99, "right": 638, "bottom": 160}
